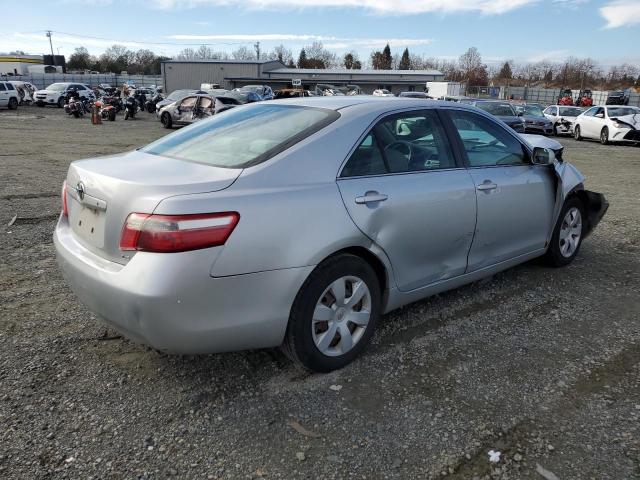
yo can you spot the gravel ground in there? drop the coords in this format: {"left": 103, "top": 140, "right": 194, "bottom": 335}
{"left": 1, "top": 106, "right": 639, "bottom": 480}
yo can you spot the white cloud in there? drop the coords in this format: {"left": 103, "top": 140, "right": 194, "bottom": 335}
{"left": 167, "top": 34, "right": 433, "bottom": 49}
{"left": 152, "top": 0, "right": 537, "bottom": 15}
{"left": 600, "top": 0, "right": 640, "bottom": 28}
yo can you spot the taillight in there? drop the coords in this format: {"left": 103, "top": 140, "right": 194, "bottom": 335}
{"left": 119, "top": 212, "right": 240, "bottom": 253}
{"left": 61, "top": 181, "right": 69, "bottom": 217}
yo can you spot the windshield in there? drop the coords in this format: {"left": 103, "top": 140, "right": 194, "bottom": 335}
{"left": 523, "top": 105, "right": 544, "bottom": 116}
{"left": 167, "top": 89, "right": 193, "bottom": 100}
{"left": 475, "top": 102, "right": 515, "bottom": 116}
{"left": 46, "top": 83, "right": 67, "bottom": 91}
{"left": 142, "top": 104, "right": 339, "bottom": 168}
{"left": 608, "top": 107, "right": 639, "bottom": 117}
{"left": 559, "top": 107, "right": 583, "bottom": 117}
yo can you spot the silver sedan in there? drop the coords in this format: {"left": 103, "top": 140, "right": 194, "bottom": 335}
{"left": 54, "top": 98, "right": 608, "bottom": 372}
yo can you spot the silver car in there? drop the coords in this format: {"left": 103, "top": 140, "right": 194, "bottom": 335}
{"left": 54, "top": 98, "right": 608, "bottom": 372}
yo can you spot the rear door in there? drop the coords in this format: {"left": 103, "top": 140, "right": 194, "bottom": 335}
{"left": 337, "top": 109, "right": 477, "bottom": 292}
{"left": 444, "top": 109, "right": 556, "bottom": 271}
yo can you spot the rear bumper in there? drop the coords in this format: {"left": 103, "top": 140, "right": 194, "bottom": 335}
{"left": 54, "top": 216, "right": 312, "bottom": 354}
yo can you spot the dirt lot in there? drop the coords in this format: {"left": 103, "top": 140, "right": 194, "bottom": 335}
{"left": 0, "top": 106, "right": 639, "bottom": 480}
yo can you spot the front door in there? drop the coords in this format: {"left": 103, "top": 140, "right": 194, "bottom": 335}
{"left": 174, "top": 96, "right": 198, "bottom": 125}
{"left": 445, "top": 109, "right": 556, "bottom": 271}
{"left": 0, "top": 83, "right": 8, "bottom": 107}
{"left": 337, "top": 109, "right": 477, "bottom": 292}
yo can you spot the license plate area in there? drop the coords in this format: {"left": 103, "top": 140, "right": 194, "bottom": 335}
{"left": 69, "top": 201, "right": 106, "bottom": 249}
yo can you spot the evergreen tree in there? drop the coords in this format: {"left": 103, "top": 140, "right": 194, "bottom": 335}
{"left": 398, "top": 48, "right": 411, "bottom": 70}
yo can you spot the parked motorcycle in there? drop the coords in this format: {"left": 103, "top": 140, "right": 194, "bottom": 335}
{"left": 64, "top": 90, "right": 88, "bottom": 118}
{"left": 145, "top": 91, "right": 164, "bottom": 113}
{"left": 123, "top": 96, "right": 138, "bottom": 120}
{"left": 95, "top": 101, "right": 117, "bottom": 121}
{"left": 102, "top": 92, "right": 123, "bottom": 113}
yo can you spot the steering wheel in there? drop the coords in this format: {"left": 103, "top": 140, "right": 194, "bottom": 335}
{"left": 384, "top": 140, "right": 413, "bottom": 161}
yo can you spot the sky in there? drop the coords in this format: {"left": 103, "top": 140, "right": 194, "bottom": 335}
{"left": 1, "top": 0, "right": 639, "bottom": 67}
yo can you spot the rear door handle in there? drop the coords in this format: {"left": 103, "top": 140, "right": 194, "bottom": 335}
{"left": 476, "top": 181, "right": 497, "bottom": 192}
{"left": 355, "top": 192, "right": 388, "bottom": 204}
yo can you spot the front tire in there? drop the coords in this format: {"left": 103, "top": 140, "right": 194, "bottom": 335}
{"left": 600, "top": 127, "right": 609, "bottom": 145}
{"left": 57, "top": 97, "right": 65, "bottom": 108}
{"left": 161, "top": 112, "right": 172, "bottom": 129}
{"left": 574, "top": 125, "right": 582, "bottom": 141}
{"left": 545, "top": 197, "right": 585, "bottom": 267}
{"left": 283, "top": 254, "right": 381, "bottom": 373}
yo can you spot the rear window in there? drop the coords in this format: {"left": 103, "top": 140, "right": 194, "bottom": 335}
{"left": 142, "top": 104, "right": 339, "bottom": 168}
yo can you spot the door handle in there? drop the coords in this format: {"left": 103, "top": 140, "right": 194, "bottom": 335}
{"left": 476, "top": 181, "right": 497, "bottom": 191}
{"left": 355, "top": 192, "right": 388, "bottom": 204}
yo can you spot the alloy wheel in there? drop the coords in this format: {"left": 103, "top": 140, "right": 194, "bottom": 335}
{"left": 312, "top": 276, "right": 371, "bottom": 357}
{"left": 559, "top": 207, "right": 582, "bottom": 258}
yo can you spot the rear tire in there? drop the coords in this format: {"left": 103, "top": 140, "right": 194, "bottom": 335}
{"left": 124, "top": 110, "right": 129, "bottom": 120}
{"left": 600, "top": 127, "right": 609, "bottom": 145}
{"left": 282, "top": 254, "right": 381, "bottom": 373}
{"left": 161, "top": 112, "right": 172, "bottom": 129}
{"left": 545, "top": 197, "right": 585, "bottom": 267}
{"left": 8, "top": 97, "right": 18, "bottom": 110}
{"left": 574, "top": 125, "right": 582, "bottom": 141}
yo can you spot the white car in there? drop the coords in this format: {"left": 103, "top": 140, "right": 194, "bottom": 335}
{"left": 543, "top": 105, "right": 584, "bottom": 136}
{"left": 8, "top": 81, "right": 37, "bottom": 105}
{"left": 372, "top": 89, "right": 395, "bottom": 97}
{"left": 573, "top": 105, "right": 640, "bottom": 145}
{"left": 0, "top": 81, "right": 20, "bottom": 110}
{"left": 34, "top": 82, "right": 94, "bottom": 108}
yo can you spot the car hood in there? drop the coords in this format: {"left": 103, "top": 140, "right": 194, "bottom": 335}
{"left": 519, "top": 134, "right": 562, "bottom": 151}
{"left": 612, "top": 113, "right": 640, "bottom": 129}
{"left": 522, "top": 114, "right": 551, "bottom": 123}
{"left": 35, "top": 89, "right": 59, "bottom": 95}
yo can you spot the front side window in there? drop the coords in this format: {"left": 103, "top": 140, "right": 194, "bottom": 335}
{"left": 448, "top": 110, "right": 527, "bottom": 167}
{"left": 179, "top": 96, "right": 198, "bottom": 108}
{"left": 143, "top": 104, "right": 339, "bottom": 168}
{"left": 6, "top": 83, "right": 14, "bottom": 90}
{"left": 341, "top": 110, "right": 455, "bottom": 178}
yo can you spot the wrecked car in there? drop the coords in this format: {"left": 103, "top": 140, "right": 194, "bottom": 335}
{"left": 54, "top": 98, "right": 607, "bottom": 373}
{"left": 543, "top": 105, "right": 584, "bottom": 136}
{"left": 159, "top": 94, "right": 241, "bottom": 129}
{"left": 573, "top": 105, "right": 640, "bottom": 144}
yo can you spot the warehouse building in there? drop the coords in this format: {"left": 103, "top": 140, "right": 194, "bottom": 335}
{"left": 161, "top": 59, "right": 444, "bottom": 95}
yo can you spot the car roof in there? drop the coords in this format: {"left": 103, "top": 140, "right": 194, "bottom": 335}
{"left": 269, "top": 96, "right": 487, "bottom": 116}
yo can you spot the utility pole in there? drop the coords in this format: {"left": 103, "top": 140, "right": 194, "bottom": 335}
{"left": 46, "top": 30, "right": 54, "bottom": 57}
{"left": 254, "top": 41, "right": 260, "bottom": 60}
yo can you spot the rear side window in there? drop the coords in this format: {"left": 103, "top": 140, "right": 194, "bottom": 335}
{"left": 5, "top": 83, "right": 14, "bottom": 90}
{"left": 447, "top": 110, "right": 527, "bottom": 167}
{"left": 0, "top": 84, "right": 5, "bottom": 91}
{"left": 341, "top": 110, "right": 455, "bottom": 178}
{"left": 143, "top": 104, "right": 339, "bottom": 168}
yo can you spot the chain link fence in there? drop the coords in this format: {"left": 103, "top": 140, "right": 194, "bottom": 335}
{"left": 466, "top": 85, "right": 639, "bottom": 107}
{"left": 0, "top": 73, "right": 162, "bottom": 90}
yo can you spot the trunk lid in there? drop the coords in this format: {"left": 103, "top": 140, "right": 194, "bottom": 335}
{"left": 65, "top": 150, "right": 241, "bottom": 264}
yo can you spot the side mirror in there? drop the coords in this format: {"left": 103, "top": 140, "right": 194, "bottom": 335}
{"left": 595, "top": 113, "right": 604, "bottom": 118}
{"left": 532, "top": 147, "right": 556, "bottom": 165}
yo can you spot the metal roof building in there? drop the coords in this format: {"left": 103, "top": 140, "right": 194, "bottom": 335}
{"left": 161, "top": 59, "right": 444, "bottom": 95}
